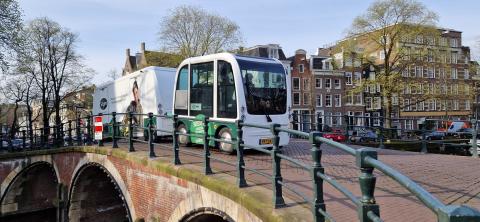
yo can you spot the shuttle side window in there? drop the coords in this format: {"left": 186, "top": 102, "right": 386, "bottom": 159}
{"left": 174, "top": 65, "right": 189, "bottom": 115}
{"left": 217, "top": 60, "right": 237, "bottom": 118}
{"left": 190, "top": 62, "right": 214, "bottom": 117}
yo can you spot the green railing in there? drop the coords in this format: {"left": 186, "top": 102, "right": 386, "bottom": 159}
{"left": 1, "top": 111, "right": 480, "bottom": 222}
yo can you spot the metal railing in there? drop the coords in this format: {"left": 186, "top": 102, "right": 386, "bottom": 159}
{"left": 1, "top": 111, "right": 480, "bottom": 222}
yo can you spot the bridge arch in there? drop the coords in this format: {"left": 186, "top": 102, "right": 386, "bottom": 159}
{"left": 179, "top": 207, "right": 234, "bottom": 222}
{"left": 0, "top": 160, "right": 59, "bottom": 221}
{"left": 67, "top": 157, "right": 133, "bottom": 222}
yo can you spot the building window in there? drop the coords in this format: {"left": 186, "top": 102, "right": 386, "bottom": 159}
{"left": 293, "top": 77, "right": 300, "bottom": 90}
{"left": 346, "top": 93, "right": 353, "bottom": 105}
{"left": 325, "top": 78, "right": 331, "bottom": 88}
{"left": 453, "top": 100, "right": 459, "bottom": 110}
{"left": 324, "top": 61, "right": 330, "bottom": 70}
{"left": 354, "top": 72, "right": 361, "bottom": 85}
{"left": 334, "top": 94, "right": 341, "bottom": 107}
{"left": 365, "top": 97, "right": 372, "bottom": 110}
{"left": 451, "top": 68, "right": 457, "bottom": 79}
{"left": 415, "top": 66, "right": 423, "bottom": 77}
{"left": 373, "top": 97, "right": 381, "bottom": 109}
{"left": 466, "top": 100, "right": 471, "bottom": 110}
{"left": 451, "top": 38, "right": 458, "bottom": 47}
{"left": 392, "top": 95, "right": 398, "bottom": 105}
{"left": 427, "top": 67, "right": 435, "bottom": 78}
{"left": 332, "top": 112, "right": 342, "bottom": 126}
{"left": 298, "top": 64, "right": 304, "bottom": 73}
{"left": 464, "top": 69, "right": 470, "bottom": 79}
{"left": 451, "top": 52, "right": 458, "bottom": 64}
{"left": 355, "top": 93, "right": 362, "bottom": 105}
{"left": 405, "top": 120, "right": 413, "bottom": 130}
{"left": 372, "top": 112, "right": 381, "bottom": 126}
{"left": 293, "top": 92, "right": 300, "bottom": 105}
{"left": 415, "top": 35, "right": 423, "bottom": 44}
{"left": 325, "top": 95, "right": 332, "bottom": 107}
{"left": 316, "top": 94, "right": 322, "bottom": 107}
{"left": 345, "top": 72, "right": 352, "bottom": 85}
{"left": 303, "top": 78, "right": 310, "bottom": 90}
{"left": 315, "top": 78, "right": 322, "bottom": 88}
{"left": 402, "top": 68, "right": 409, "bottom": 77}
{"left": 303, "top": 93, "right": 310, "bottom": 105}
{"left": 334, "top": 79, "right": 341, "bottom": 89}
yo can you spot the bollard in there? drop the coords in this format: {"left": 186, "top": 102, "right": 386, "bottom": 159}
{"left": 128, "top": 112, "right": 135, "bottom": 152}
{"left": 270, "top": 123, "right": 285, "bottom": 208}
{"left": 148, "top": 112, "right": 156, "bottom": 158}
{"left": 310, "top": 132, "right": 325, "bottom": 222}
{"left": 236, "top": 120, "right": 247, "bottom": 188}
{"left": 356, "top": 148, "right": 380, "bottom": 222}
{"left": 203, "top": 117, "right": 212, "bottom": 175}
{"left": 316, "top": 112, "right": 322, "bottom": 132}
{"left": 68, "top": 121, "right": 73, "bottom": 146}
{"left": 111, "top": 112, "right": 118, "bottom": 148}
{"left": 172, "top": 115, "right": 181, "bottom": 165}
{"left": 98, "top": 113, "right": 104, "bottom": 147}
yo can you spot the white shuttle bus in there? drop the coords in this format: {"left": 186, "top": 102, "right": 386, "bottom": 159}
{"left": 92, "top": 66, "right": 176, "bottom": 139}
{"left": 173, "top": 53, "right": 291, "bottom": 153}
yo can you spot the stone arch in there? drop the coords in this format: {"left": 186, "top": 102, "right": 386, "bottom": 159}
{"left": 67, "top": 160, "right": 132, "bottom": 222}
{"left": 0, "top": 160, "right": 59, "bottom": 221}
{"left": 179, "top": 207, "right": 234, "bottom": 222}
{"left": 168, "top": 186, "right": 262, "bottom": 222}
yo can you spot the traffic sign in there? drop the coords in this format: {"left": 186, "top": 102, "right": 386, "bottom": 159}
{"left": 94, "top": 116, "right": 103, "bottom": 140}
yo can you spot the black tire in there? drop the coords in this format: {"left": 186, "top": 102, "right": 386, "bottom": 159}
{"left": 177, "top": 124, "right": 190, "bottom": 146}
{"left": 217, "top": 127, "right": 234, "bottom": 154}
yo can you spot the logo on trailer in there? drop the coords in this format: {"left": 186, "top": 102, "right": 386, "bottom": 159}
{"left": 100, "top": 98, "right": 107, "bottom": 110}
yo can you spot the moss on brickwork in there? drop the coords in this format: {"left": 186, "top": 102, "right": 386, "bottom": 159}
{"left": 0, "top": 146, "right": 311, "bottom": 222}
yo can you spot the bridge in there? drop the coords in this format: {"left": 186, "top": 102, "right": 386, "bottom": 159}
{"left": 1, "top": 113, "right": 480, "bottom": 222}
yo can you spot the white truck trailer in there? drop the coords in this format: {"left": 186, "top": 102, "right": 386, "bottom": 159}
{"left": 92, "top": 66, "right": 176, "bottom": 139}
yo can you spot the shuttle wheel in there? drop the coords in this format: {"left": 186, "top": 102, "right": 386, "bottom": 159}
{"left": 177, "top": 124, "right": 191, "bottom": 146}
{"left": 217, "top": 128, "right": 234, "bottom": 154}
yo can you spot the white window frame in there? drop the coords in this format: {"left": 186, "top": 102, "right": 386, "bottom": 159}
{"left": 298, "top": 64, "right": 304, "bottom": 73}
{"left": 325, "top": 94, "right": 332, "bottom": 107}
{"left": 334, "top": 94, "right": 342, "bottom": 107}
{"left": 325, "top": 78, "right": 331, "bottom": 89}
{"left": 345, "top": 72, "right": 353, "bottom": 85}
{"left": 293, "top": 92, "right": 300, "bottom": 105}
{"left": 315, "top": 78, "right": 322, "bottom": 88}
{"left": 293, "top": 77, "right": 300, "bottom": 90}
{"left": 316, "top": 94, "right": 322, "bottom": 107}
{"left": 334, "top": 79, "right": 341, "bottom": 89}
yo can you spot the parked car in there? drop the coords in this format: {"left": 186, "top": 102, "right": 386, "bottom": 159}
{"left": 421, "top": 131, "right": 446, "bottom": 140}
{"left": 350, "top": 131, "right": 378, "bottom": 143}
{"left": 323, "top": 131, "right": 346, "bottom": 142}
{"left": 455, "top": 128, "right": 475, "bottom": 139}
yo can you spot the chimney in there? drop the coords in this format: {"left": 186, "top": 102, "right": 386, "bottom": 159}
{"left": 140, "top": 42, "right": 145, "bottom": 53}
{"left": 126, "top": 48, "right": 130, "bottom": 57}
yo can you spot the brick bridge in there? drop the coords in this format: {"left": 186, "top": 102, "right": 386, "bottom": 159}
{"left": 1, "top": 140, "right": 480, "bottom": 222}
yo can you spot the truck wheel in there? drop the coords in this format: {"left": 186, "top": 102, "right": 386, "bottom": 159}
{"left": 217, "top": 128, "right": 234, "bottom": 154}
{"left": 177, "top": 124, "right": 190, "bottom": 146}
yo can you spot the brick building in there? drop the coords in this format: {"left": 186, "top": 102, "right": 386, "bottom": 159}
{"left": 289, "top": 49, "right": 314, "bottom": 131}
{"left": 123, "top": 42, "right": 182, "bottom": 76}
{"left": 331, "top": 26, "right": 479, "bottom": 129}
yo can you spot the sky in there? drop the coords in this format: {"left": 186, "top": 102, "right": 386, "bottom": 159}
{"left": 19, "top": 0, "right": 480, "bottom": 85}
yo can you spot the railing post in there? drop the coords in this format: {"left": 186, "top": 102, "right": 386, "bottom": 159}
{"left": 98, "top": 113, "right": 104, "bottom": 147}
{"left": 270, "top": 123, "right": 285, "bottom": 208}
{"left": 421, "top": 126, "right": 428, "bottom": 153}
{"left": 128, "top": 112, "right": 135, "bottom": 152}
{"left": 236, "top": 120, "right": 247, "bottom": 188}
{"left": 111, "top": 112, "right": 118, "bottom": 148}
{"left": 68, "top": 121, "right": 73, "bottom": 146}
{"left": 310, "top": 131, "right": 325, "bottom": 222}
{"left": 172, "top": 115, "right": 181, "bottom": 165}
{"left": 471, "top": 119, "right": 478, "bottom": 158}
{"left": 60, "top": 123, "right": 65, "bottom": 147}
{"left": 76, "top": 117, "right": 82, "bottom": 146}
{"left": 356, "top": 148, "right": 380, "bottom": 222}
{"left": 22, "top": 130, "right": 26, "bottom": 150}
{"left": 316, "top": 112, "right": 322, "bottom": 132}
{"left": 86, "top": 115, "right": 92, "bottom": 146}
{"left": 203, "top": 117, "right": 212, "bottom": 175}
{"left": 344, "top": 114, "right": 350, "bottom": 144}
{"left": 148, "top": 112, "right": 156, "bottom": 158}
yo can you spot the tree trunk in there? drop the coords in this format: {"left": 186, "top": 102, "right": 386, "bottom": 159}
{"left": 384, "top": 96, "right": 392, "bottom": 129}
{"left": 9, "top": 101, "right": 19, "bottom": 139}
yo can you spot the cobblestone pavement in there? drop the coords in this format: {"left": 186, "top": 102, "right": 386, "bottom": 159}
{"left": 106, "top": 138, "right": 480, "bottom": 222}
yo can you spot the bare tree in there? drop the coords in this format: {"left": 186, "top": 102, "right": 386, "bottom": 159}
{"left": 158, "top": 5, "right": 243, "bottom": 58}
{"left": 0, "top": 0, "right": 22, "bottom": 71}
{"left": 18, "top": 17, "right": 93, "bottom": 144}
{"left": 343, "top": 0, "right": 439, "bottom": 127}
{"left": 107, "top": 68, "right": 120, "bottom": 81}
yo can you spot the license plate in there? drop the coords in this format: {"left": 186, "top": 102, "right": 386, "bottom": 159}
{"left": 260, "top": 138, "right": 273, "bottom": 145}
